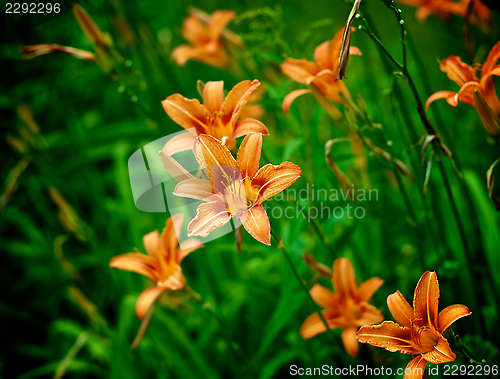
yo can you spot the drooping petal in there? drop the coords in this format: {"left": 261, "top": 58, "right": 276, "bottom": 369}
{"left": 208, "top": 10, "right": 236, "bottom": 41}
{"left": 174, "top": 178, "right": 215, "bottom": 201}
{"left": 421, "top": 333, "right": 456, "bottom": 364}
{"left": 253, "top": 162, "right": 301, "bottom": 203}
{"left": 162, "top": 94, "right": 208, "bottom": 135}
{"left": 437, "top": 304, "right": 471, "bottom": 333}
{"left": 171, "top": 45, "right": 200, "bottom": 66}
{"left": 425, "top": 90, "right": 458, "bottom": 109}
{"left": 332, "top": 257, "right": 357, "bottom": 301}
{"left": 193, "top": 134, "right": 238, "bottom": 192}
{"left": 109, "top": 253, "right": 157, "bottom": 281}
{"left": 162, "top": 214, "right": 184, "bottom": 257}
{"left": 282, "top": 89, "right": 311, "bottom": 115}
{"left": 403, "top": 356, "right": 427, "bottom": 379}
{"left": 177, "top": 239, "right": 204, "bottom": 263}
{"left": 203, "top": 81, "right": 224, "bottom": 114}
{"left": 356, "top": 321, "right": 419, "bottom": 355}
{"left": 387, "top": 290, "right": 414, "bottom": 328}
{"left": 162, "top": 132, "right": 197, "bottom": 155}
{"left": 356, "top": 303, "right": 385, "bottom": 326}
{"left": 233, "top": 118, "right": 269, "bottom": 138}
{"left": 281, "top": 58, "right": 318, "bottom": 84}
{"left": 481, "top": 41, "right": 500, "bottom": 77}
{"left": 341, "top": 327, "right": 359, "bottom": 356}
{"left": 439, "top": 56, "right": 478, "bottom": 87}
{"left": 143, "top": 230, "right": 160, "bottom": 257}
{"left": 310, "top": 284, "right": 339, "bottom": 308}
{"left": 240, "top": 204, "right": 270, "bottom": 245}
{"left": 221, "top": 80, "right": 261, "bottom": 126}
{"left": 356, "top": 277, "right": 384, "bottom": 302}
{"left": 237, "top": 133, "right": 262, "bottom": 178}
{"left": 413, "top": 271, "right": 440, "bottom": 329}
{"left": 136, "top": 286, "right": 165, "bottom": 320}
{"left": 300, "top": 308, "right": 343, "bottom": 339}
{"left": 187, "top": 201, "right": 232, "bottom": 237}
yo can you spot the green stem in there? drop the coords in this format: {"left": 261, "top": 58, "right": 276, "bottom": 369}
{"left": 270, "top": 229, "right": 336, "bottom": 342}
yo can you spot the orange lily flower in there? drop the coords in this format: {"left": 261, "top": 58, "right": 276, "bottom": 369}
{"left": 300, "top": 258, "right": 384, "bottom": 356}
{"left": 281, "top": 27, "right": 361, "bottom": 115}
{"left": 109, "top": 214, "right": 203, "bottom": 319}
{"left": 426, "top": 42, "right": 500, "bottom": 136}
{"left": 161, "top": 80, "right": 269, "bottom": 154}
{"left": 357, "top": 271, "right": 471, "bottom": 379}
{"left": 173, "top": 133, "right": 301, "bottom": 245}
{"left": 171, "top": 9, "right": 242, "bottom": 68}
{"left": 397, "top": 0, "right": 490, "bottom": 24}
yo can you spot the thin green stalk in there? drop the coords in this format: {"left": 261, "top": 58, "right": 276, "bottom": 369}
{"left": 358, "top": 2, "right": 490, "bottom": 337}
{"left": 270, "top": 229, "right": 336, "bottom": 342}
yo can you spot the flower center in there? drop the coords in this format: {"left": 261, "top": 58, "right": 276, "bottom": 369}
{"left": 220, "top": 176, "right": 261, "bottom": 214}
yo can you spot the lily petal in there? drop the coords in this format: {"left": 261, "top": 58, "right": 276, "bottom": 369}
{"left": 253, "top": 162, "right": 302, "bottom": 203}
{"left": 177, "top": 239, "right": 204, "bottom": 263}
{"left": 439, "top": 56, "right": 478, "bottom": 87}
{"left": 425, "top": 90, "right": 458, "bottom": 109}
{"left": 332, "top": 257, "right": 357, "bottom": 301}
{"left": 421, "top": 333, "right": 456, "bottom": 364}
{"left": 136, "top": 286, "right": 165, "bottom": 320}
{"left": 481, "top": 41, "right": 500, "bottom": 77}
{"left": 109, "top": 253, "right": 157, "bottom": 281}
{"left": 159, "top": 151, "right": 196, "bottom": 182}
{"left": 314, "top": 40, "right": 332, "bottom": 70}
{"left": 357, "top": 321, "right": 419, "bottom": 355}
{"left": 479, "top": 66, "right": 500, "bottom": 116}
{"left": 187, "top": 201, "right": 231, "bottom": 237}
{"left": 311, "top": 71, "right": 349, "bottom": 103}
{"left": 174, "top": 178, "right": 215, "bottom": 201}
{"left": 163, "top": 214, "right": 183, "bottom": 257}
{"left": 237, "top": 133, "right": 262, "bottom": 178}
{"left": 282, "top": 89, "right": 311, "bottom": 115}
{"left": 404, "top": 356, "right": 427, "bottom": 379}
{"left": 240, "top": 204, "right": 270, "bottom": 245}
{"left": 162, "top": 132, "right": 197, "bottom": 155}
{"left": 310, "top": 284, "right": 339, "bottom": 308}
{"left": 437, "top": 304, "right": 471, "bottom": 333}
{"left": 341, "top": 327, "right": 359, "bottom": 356}
{"left": 203, "top": 81, "right": 224, "bottom": 114}
{"left": 193, "top": 134, "right": 238, "bottom": 192}
{"left": 356, "top": 303, "right": 385, "bottom": 326}
{"left": 181, "top": 14, "right": 208, "bottom": 45}
{"left": 281, "top": 58, "right": 318, "bottom": 84}
{"left": 222, "top": 80, "right": 260, "bottom": 126}
{"left": 387, "top": 290, "right": 414, "bottom": 328}
{"left": 233, "top": 118, "right": 269, "bottom": 138}
{"left": 208, "top": 10, "right": 236, "bottom": 41}
{"left": 171, "top": 45, "right": 200, "bottom": 66}
{"left": 143, "top": 230, "right": 160, "bottom": 257}
{"left": 300, "top": 308, "right": 343, "bottom": 339}
{"left": 356, "top": 277, "right": 384, "bottom": 302}
{"left": 413, "top": 271, "right": 440, "bottom": 329}
{"left": 162, "top": 94, "right": 208, "bottom": 135}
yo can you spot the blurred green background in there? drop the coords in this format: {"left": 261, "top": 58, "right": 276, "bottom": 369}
{"left": 1, "top": 0, "right": 499, "bottom": 377}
